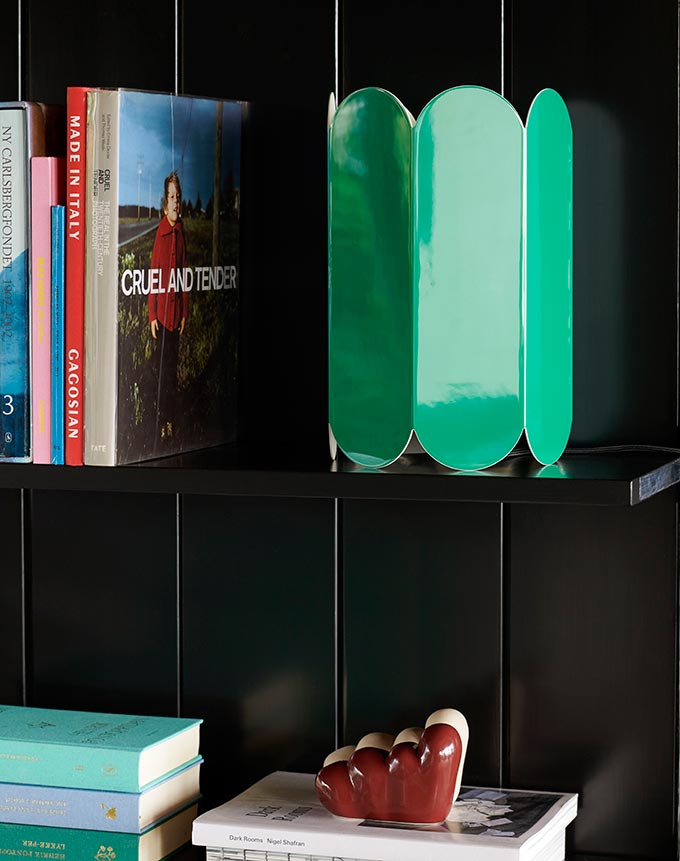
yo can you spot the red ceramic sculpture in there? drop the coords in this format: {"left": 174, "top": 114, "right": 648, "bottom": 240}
{"left": 315, "top": 708, "right": 469, "bottom": 825}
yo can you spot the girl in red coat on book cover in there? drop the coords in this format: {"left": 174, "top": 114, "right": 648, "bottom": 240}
{"left": 148, "top": 170, "right": 188, "bottom": 450}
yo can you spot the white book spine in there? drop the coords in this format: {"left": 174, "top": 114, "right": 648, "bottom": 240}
{"left": 84, "top": 88, "right": 120, "bottom": 465}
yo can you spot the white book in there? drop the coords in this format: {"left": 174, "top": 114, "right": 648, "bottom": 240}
{"left": 192, "top": 771, "right": 578, "bottom": 861}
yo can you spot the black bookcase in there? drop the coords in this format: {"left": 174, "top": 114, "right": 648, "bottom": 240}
{"left": 1, "top": 2, "right": 679, "bottom": 858}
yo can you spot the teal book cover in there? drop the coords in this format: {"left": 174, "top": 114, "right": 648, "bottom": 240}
{"left": 0, "top": 801, "right": 197, "bottom": 861}
{"left": 0, "top": 756, "right": 202, "bottom": 833}
{"left": 0, "top": 705, "right": 202, "bottom": 792}
{"left": 51, "top": 204, "right": 66, "bottom": 464}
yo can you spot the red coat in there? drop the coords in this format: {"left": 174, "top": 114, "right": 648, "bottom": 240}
{"left": 147, "top": 216, "right": 189, "bottom": 331}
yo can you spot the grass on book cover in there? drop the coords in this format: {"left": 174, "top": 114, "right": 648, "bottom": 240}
{"left": 116, "top": 92, "right": 242, "bottom": 463}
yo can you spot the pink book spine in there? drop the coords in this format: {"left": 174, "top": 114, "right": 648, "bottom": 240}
{"left": 31, "top": 156, "right": 65, "bottom": 464}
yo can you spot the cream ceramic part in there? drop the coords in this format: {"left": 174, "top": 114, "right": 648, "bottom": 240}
{"left": 392, "top": 726, "right": 424, "bottom": 746}
{"left": 323, "top": 744, "right": 356, "bottom": 767}
{"left": 355, "top": 732, "right": 395, "bottom": 752}
{"left": 425, "top": 708, "right": 470, "bottom": 807}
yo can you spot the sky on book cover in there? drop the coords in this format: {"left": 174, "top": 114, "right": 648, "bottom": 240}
{"left": 118, "top": 91, "right": 241, "bottom": 213}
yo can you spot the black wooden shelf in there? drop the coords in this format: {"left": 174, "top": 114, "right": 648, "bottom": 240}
{"left": 0, "top": 442, "right": 678, "bottom": 505}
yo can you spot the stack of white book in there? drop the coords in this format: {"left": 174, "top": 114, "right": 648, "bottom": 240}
{"left": 192, "top": 770, "right": 578, "bottom": 861}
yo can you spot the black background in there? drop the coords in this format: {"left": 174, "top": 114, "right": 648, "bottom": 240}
{"left": 0, "top": 2, "right": 678, "bottom": 857}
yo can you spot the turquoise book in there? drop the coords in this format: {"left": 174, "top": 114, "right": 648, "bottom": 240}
{"left": 51, "top": 204, "right": 66, "bottom": 465}
{"left": 0, "top": 801, "right": 197, "bottom": 861}
{"left": 0, "top": 705, "right": 202, "bottom": 792}
{"left": 0, "top": 756, "right": 201, "bottom": 833}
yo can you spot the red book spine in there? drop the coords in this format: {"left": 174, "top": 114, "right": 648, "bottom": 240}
{"left": 64, "top": 87, "right": 92, "bottom": 465}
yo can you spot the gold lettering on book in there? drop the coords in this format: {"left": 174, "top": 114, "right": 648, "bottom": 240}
{"left": 100, "top": 804, "right": 117, "bottom": 820}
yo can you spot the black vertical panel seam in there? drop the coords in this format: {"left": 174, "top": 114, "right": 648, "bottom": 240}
{"left": 333, "top": 0, "right": 344, "bottom": 752}
{"left": 334, "top": 0, "right": 340, "bottom": 104}
{"left": 337, "top": 0, "right": 346, "bottom": 102}
{"left": 176, "top": 493, "right": 183, "bottom": 717}
{"left": 175, "top": 0, "right": 183, "bottom": 716}
{"left": 334, "top": 497, "right": 345, "bottom": 749}
{"left": 500, "top": 0, "right": 510, "bottom": 790}
{"left": 17, "top": 0, "right": 24, "bottom": 100}
{"left": 675, "top": 6, "right": 680, "bottom": 847}
{"left": 676, "top": 0, "right": 680, "bottom": 435}
{"left": 20, "top": 489, "right": 32, "bottom": 706}
{"left": 503, "top": 0, "right": 513, "bottom": 105}
{"left": 500, "top": 0, "right": 505, "bottom": 98}
{"left": 175, "top": 0, "right": 182, "bottom": 95}
{"left": 499, "top": 501, "right": 509, "bottom": 788}
{"left": 674, "top": 497, "right": 680, "bottom": 850}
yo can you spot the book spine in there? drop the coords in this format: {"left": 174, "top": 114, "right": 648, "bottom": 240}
{"left": 0, "top": 108, "right": 31, "bottom": 461}
{"left": 0, "top": 739, "right": 140, "bottom": 791}
{"left": 0, "top": 780, "right": 141, "bottom": 832}
{"left": 196, "top": 822, "right": 507, "bottom": 861}
{"left": 51, "top": 204, "right": 65, "bottom": 464}
{"left": 84, "top": 88, "right": 120, "bottom": 466}
{"left": 0, "top": 803, "right": 196, "bottom": 859}
{"left": 64, "top": 87, "right": 91, "bottom": 466}
{"left": 30, "top": 157, "right": 64, "bottom": 463}
{"left": 0, "top": 820, "right": 143, "bottom": 858}
{"left": 206, "top": 852, "right": 349, "bottom": 861}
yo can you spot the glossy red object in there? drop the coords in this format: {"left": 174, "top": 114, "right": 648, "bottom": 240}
{"left": 315, "top": 722, "right": 464, "bottom": 824}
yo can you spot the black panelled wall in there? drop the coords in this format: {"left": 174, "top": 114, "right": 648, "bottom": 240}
{"left": 0, "top": 1, "right": 677, "bottom": 858}
{"left": 0, "top": 491, "right": 23, "bottom": 704}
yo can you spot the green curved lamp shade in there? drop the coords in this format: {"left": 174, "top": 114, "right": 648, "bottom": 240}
{"left": 328, "top": 88, "right": 413, "bottom": 467}
{"left": 414, "top": 86, "right": 523, "bottom": 470}
{"left": 328, "top": 85, "right": 572, "bottom": 471}
{"left": 525, "top": 88, "right": 573, "bottom": 465}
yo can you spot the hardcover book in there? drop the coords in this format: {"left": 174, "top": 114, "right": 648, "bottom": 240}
{"left": 0, "top": 704, "right": 202, "bottom": 792}
{"left": 192, "top": 771, "right": 578, "bottom": 861}
{"left": 30, "top": 156, "right": 65, "bottom": 463}
{"left": 0, "top": 801, "right": 197, "bottom": 861}
{"left": 65, "top": 85, "right": 99, "bottom": 466}
{"left": 51, "top": 204, "right": 66, "bottom": 464}
{"left": 0, "top": 101, "right": 65, "bottom": 462}
{"left": 0, "top": 756, "right": 201, "bottom": 833}
{"left": 84, "top": 87, "right": 246, "bottom": 466}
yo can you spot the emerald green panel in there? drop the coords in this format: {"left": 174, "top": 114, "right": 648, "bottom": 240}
{"left": 328, "top": 88, "right": 413, "bottom": 467}
{"left": 413, "top": 86, "right": 524, "bottom": 470}
{"left": 525, "top": 89, "right": 573, "bottom": 465}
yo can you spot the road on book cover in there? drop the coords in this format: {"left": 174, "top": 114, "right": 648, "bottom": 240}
{"left": 119, "top": 220, "right": 157, "bottom": 246}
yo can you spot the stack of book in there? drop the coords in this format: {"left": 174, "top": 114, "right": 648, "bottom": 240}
{"left": 192, "top": 770, "right": 578, "bottom": 861}
{"left": 0, "top": 704, "right": 203, "bottom": 861}
{"left": 0, "top": 86, "right": 246, "bottom": 468}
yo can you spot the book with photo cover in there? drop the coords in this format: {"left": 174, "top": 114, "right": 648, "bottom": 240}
{"left": 192, "top": 771, "right": 578, "bottom": 861}
{"left": 84, "top": 87, "right": 247, "bottom": 465}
